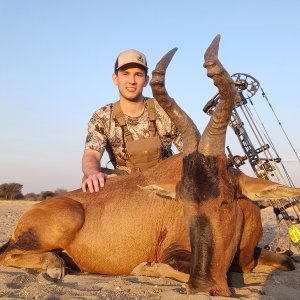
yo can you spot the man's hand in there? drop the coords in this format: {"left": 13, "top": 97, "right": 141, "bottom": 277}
{"left": 81, "top": 172, "right": 117, "bottom": 193}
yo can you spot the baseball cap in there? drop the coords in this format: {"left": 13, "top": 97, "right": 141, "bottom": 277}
{"left": 114, "top": 49, "right": 148, "bottom": 72}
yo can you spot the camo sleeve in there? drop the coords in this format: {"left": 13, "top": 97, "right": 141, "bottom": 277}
{"left": 84, "top": 109, "right": 108, "bottom": 155}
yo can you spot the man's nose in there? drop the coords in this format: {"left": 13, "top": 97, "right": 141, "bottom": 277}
{"left": 128, "top": 74, "right": 136, "bottom": 84}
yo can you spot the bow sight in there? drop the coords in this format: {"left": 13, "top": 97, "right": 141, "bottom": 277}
{"left": 204, "top": 73, "right": 300, "bottom": 254}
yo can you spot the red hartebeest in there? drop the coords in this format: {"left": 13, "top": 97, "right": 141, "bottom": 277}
{"left": 1, "top": 35, "right": 300, "bottom": 296}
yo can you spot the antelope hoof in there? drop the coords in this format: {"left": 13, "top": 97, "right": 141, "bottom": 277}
{"left": 131, "top": 262, "right": 151, "bottom": 276}
{"left": 46, "top": 266, "right": 65, "bottom": 281}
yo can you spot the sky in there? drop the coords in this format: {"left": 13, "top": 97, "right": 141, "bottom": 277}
{"left": 0, "top": 0, "right": 299, "bottom": 194}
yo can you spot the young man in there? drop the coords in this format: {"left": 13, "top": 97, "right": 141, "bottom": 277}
{"left": 82, "top": 49, "right": 182, "bottom": 192}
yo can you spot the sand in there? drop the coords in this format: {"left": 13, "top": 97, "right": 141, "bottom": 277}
{"left": 0, "top": 200, "right": 299, "bottom": 299}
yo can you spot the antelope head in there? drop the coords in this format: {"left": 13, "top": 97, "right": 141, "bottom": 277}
{"left": 150, "top": 35, "right": 300, "bottom": 296}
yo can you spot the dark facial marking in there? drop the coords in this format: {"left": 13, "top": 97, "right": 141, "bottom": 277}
{"left": 188, "top": 215, "right": 214, "bottom": 290}
{"left": 179, "top": 152, "right": 220, "bottom": 203}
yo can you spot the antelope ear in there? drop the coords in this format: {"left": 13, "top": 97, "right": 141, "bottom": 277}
{"left": 238, "top": 172, "right": 300, "bottom": 201}
{"left": 138, "top": 184, "right": 176, "bottom": 200}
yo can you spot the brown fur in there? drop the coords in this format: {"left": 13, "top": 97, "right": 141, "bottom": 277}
{"left": 0, "top": 154, "right": 295, "bottom": 286}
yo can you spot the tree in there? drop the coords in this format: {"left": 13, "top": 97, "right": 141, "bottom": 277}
{"left": 40, "top": 191, "right": 55, "bottom": 200}
{"left": 25, "top": 192, "right": 40, "bottom": 201}
{"left": 0, "top": 183, "right": 23, "bottom": 200}
{"left": 54, "top": 188, "right": 67, "bottom": 195}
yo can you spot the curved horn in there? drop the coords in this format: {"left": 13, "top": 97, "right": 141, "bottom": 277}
{"left": 198, "top": 35, "right": 236, "bottom": 156}
{"left": 150, "top": 48, "right": 200, "bottom": 156}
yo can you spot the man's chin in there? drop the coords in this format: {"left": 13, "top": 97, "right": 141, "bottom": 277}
{"left": 123, "top": 96, "right": 144, "bottom": 103}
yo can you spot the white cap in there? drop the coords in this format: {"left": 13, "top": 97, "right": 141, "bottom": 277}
{"left": 115, "top": 49, "right": 148, "bottom": 71}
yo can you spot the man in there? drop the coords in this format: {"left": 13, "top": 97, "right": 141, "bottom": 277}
{"left": 82, "top": 49, "right": 182, "bottom": 192}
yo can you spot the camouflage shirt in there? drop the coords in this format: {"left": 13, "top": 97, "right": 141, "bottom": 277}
{"left": 85, "top": 98, "right": 183, "bottom": 173}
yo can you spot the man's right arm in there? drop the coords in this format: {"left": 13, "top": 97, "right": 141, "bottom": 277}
{"left": 81, "top": 148, "right": 115, "bottom": 192}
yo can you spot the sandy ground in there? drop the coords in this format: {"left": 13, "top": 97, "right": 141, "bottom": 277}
{"left": 0, "top": 200, "right": 299, "bottom": 299}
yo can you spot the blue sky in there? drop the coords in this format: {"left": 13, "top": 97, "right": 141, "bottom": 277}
{"left": 0, "top": 0, "right": 299, "bottom": 194}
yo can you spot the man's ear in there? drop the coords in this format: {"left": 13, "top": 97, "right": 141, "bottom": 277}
{"left": 112, "top": 73, "right": 118, "bottom": 86}
{"left": 144, "top": 75, "right": 150, "bottom": 87}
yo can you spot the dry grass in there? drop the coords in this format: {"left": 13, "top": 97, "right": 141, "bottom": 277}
{"left": 0, "top": 199, "right": 39, "bottom": 205}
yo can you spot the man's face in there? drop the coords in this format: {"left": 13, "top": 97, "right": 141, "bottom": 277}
{"left": 112, "top": 65, "right": 149, "bottom": 102}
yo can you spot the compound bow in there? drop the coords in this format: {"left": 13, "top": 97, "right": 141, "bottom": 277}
{"left": 203, "top": 73, "right": 300, "bottom": 254}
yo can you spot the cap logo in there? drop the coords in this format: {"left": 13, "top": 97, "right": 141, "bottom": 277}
{"left": 137, "top": 55, "right": 144, "bottom": 64}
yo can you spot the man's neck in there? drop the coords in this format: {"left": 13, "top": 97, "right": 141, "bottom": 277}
{"left": 119, "top": 97, "right": 145, "bottom": 117}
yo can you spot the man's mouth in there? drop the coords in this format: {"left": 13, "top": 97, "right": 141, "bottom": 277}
{"left": 126, "top": 87, "right": 136, "bottom": 92}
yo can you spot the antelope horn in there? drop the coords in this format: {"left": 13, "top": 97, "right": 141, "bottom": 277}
{"left": 150, "top": 48, "right": 200, "bottom": 156}
{"left": 198, "top": 34, "right": 236, "bottom": 156}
